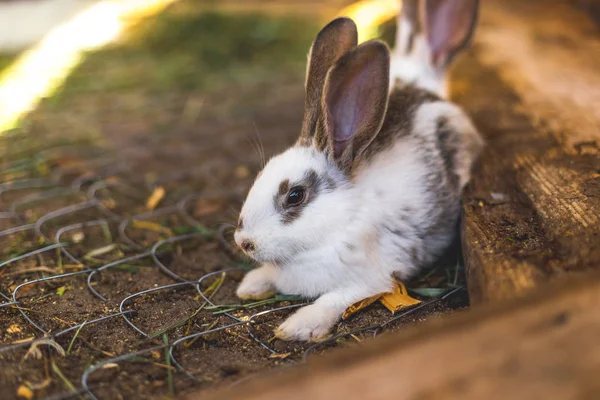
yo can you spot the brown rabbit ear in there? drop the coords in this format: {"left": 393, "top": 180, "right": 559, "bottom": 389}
{"left": 322, "top": 40, "right": 390, "bottom": 173}
{"left": 298, "top": 17, "right": 358, "bottom": 147}
{"left": 423, "top": 0, "right": 480, "bottom": 68}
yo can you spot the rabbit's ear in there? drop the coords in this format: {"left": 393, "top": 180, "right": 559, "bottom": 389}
{"left": 395, "top": 0, "right": 421, "bottom": 56}
{"left": 322, "top": 40, "right": 390, "bottom": 172}
{"left": 423, "top": 0, "right": 480, "bottom": 68}
{"left": 299, "top": 17, "right": 358, "bottom": 145}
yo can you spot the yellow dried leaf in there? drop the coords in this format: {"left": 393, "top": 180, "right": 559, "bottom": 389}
{"left": 343, "top": 280, "right": 421, "bottom": 319}
{"left": 63, "top": 264, "right": 85, "bottom": 271}
{"left": 11, "top": 336, "right": 35, "bottom": 344}
{"left": 7, "top": 324, "right": 22, "bottom": 334}
{"left": 146, "top": 186, "right": 165, "bottom": 210}
{"left": 71, "top": 232, "right": 85, "bottom": 243}
{"left": 342, "top": 293, "right": 383, "bottom": 320}
{"left": 150, "top": 350, "right": 161, "bottom": 359}
{"left": 17, "top": 385, "right": 33, "bottom": 400}
{"left": 269, "top": 352, "right": 291, "bottom": 359}
{"left": 102, "top": 198, "right": 116, "bottom": 209}
{"left": 83, "top": 244, "right": 117, "bottom": 259}
{"left": 350, "top": 334, "right": 362, "bottom": 343}
{"left": 380, "top": 281, "right": 421, "bottom": 313}
{"left": 132, "top": 220, "right": 172, "bottom": 235}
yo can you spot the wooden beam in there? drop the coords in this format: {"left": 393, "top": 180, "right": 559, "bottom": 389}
{"left": 453, "top": 0, "right": 600, "bottom": 303}
{"left": 188, "top": 270, "right": 600, "bottom": 400}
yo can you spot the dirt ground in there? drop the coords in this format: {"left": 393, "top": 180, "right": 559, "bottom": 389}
{"left": 0, "top": 3, "right": 468, "bottom": 399}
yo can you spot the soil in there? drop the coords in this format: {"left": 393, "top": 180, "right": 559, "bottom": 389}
{"left": 1, "top": 3, "right": 468, "bottom": 400}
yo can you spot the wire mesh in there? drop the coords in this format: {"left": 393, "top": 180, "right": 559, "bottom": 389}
{"left": 0, "top": 136, "right": 465, "bottom": 400}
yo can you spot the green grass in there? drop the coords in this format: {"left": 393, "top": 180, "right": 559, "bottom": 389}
{"left": 51, "top": 9, "right": 318, "bottom": 100}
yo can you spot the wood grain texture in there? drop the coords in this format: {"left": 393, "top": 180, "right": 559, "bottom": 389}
{"left": 453, "top": 0, "right": 600, "bottom": 303}
{"left": 188, "top": 271, "right": 600, "bottom": 400}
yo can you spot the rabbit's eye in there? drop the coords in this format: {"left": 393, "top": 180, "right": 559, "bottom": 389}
{"left": 286, "top": 187, "right": 305, "bottom": 206}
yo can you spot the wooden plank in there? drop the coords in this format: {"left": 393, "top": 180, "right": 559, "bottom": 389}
{"left": 188, "top": 270, "right": 600, "bottom": 400}
{"left": 452, "top": 0, "right": 600, "bottom": 303}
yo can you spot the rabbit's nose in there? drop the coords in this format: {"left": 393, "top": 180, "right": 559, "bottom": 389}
{"left": 240, "top": 239, "right": 255, "bottom": 253}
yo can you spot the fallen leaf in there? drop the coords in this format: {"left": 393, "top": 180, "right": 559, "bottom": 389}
{"left": 380, "top": 281, "right": 421, "bottom": 313}
{"left": 102, "top": 198, "right": 116, "bottom": 209}
{"left": 71, "top": 232, "right": 85, "bottom": 243}
{"left": 56, "top": 286, "right": 68, "bottom": 296}
{"left": 343, "top": 280, "right": 421, "bottom": 318}
{"left": 350, "top": 334, "right": 362, "bottom": 343}
{"left": 342, "top": 293, "right": 382, "bottom": 320}
{"left": 269, "top": 352, "right": 291, "bottom": 360}
{"left": 17, "top": 385, "right": 33, "bottom": 400}
{"left": 151, "top": 350, "right": 161, "bottom": 359}
{"left": 7, "top": 324, "right": 22, "bottom": 334}
{"left": 146, "top": 186, "right": 165, "bottom": 210}
{"left": 10, "top": 284, "right": 34, "bottom": 293}
{"left": 63, "top": 264, "right": 85, "bottom": 271}
{"left": 11, "top": 336, "right": 35, "bottom": 345}
{"left": 132, "top": 220, "right": 173, "bottom": 235}
{"left": 83, "top": 244, "right": 117, "bottom": 260}
{"left": 194, "top": 199, "right": 223, "bottom": 217}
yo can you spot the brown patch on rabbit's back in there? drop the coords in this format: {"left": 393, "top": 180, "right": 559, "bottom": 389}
{"left": 353, "top": 84, "right": 439, "bottom": 172}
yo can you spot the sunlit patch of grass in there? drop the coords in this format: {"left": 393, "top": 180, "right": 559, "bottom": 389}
{"left": 49, "top": 10, "right": 318, "bottom": 101}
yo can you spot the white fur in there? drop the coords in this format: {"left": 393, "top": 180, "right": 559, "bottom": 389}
{"left": 234, "top": 102, "right": 479, "bottom": 341}
{"left": 413, "top": 101, "right": 482, "bottom": 189}
{"left": 390, "top": 16, "right": 448, "bottom": 97}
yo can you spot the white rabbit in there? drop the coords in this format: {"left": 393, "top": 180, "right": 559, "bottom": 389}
{"left": 390, "top": 0, "right": 480, "bottom": 98}
{"left": 234, "top": 1, "right": 483, "bottom": 342}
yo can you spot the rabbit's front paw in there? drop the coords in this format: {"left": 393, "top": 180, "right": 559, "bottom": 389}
{"left": 275, "top": 304, "right": 338, "bottom": 342}
{"left": 236, "top": 266, "right": 277, "bottom": 300}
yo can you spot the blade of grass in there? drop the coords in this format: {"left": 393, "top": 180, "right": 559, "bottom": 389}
{"left": 66, "top": 320, "right": 87, "bottom": 355}
{"left": 163, "top": 334, "right": 174, "bottom": 397}
{"left": 409, "top": 287, "right": 455, "bottom": 297}
{"left": 51, "top": 362, "right": 77, "bottom": 393}
{"left": 453, "top": 262, "right": 461, "bottom": 286}
{"left": 56, "top": 247, "right": 63, "bottom": 274}
{"left": 101, "top": 223, "right": 113, "bottom": 244}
